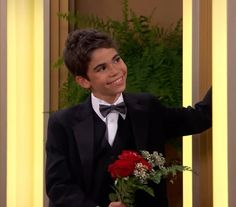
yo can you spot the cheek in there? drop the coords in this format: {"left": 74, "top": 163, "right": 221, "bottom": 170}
{"left": 93, "top": 76, "right": 107, "bottom": 86}
{"left": 121, "top": 62, "right": 127, "bottom": 72}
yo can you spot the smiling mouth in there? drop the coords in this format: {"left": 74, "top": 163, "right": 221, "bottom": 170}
{"left": 107, "top": 76, "right": 124, "bottom": 85}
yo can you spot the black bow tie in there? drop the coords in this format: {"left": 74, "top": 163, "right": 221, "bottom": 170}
{"left": 99, "top": 102, "right": 127, "bottom": 117}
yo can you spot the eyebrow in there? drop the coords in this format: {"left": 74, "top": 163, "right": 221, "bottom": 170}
{"left": 93, "top": 53, "right": 119, "bottom": 71}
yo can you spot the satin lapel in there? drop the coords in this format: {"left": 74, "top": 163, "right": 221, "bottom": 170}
{"left": 123, "top": 93, "right": 149, "bottom": 149}
{"left": 72, "top": 98, "right": 94, "bottom": 192}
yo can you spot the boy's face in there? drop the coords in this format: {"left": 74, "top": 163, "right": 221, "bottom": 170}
{"left": 76, "top": 48, "right": 127, "bottom": 103}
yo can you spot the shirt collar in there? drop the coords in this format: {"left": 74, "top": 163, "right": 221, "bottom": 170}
{"left": 91, "top": 93, "right": 126, "bottom": 121}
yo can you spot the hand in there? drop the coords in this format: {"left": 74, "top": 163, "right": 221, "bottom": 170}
{"left": 108, "top": 201, "right": 126, "bottom": 207}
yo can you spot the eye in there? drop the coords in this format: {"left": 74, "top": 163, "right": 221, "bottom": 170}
{"left": 95, "top": 64, "right": 106, "bottom": 72}
{"left": 113, "top": 56, "right": 121, "bottom": 64}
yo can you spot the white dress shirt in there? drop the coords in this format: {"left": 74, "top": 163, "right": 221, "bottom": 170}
{"left": 91, "top": 93, "right": 126, "bottom": 146}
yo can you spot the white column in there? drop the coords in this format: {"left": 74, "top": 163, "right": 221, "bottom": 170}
{"left": 183, "top": 0, "right": 194, "bottom": 206}
{"left": 212, "top": 0, "right": 236, "bottom": 206}
{"left": 212, "top": 0, "right": 228, "bottom": 206}
{"left": 7, "top": 0, "right": 44, "bottom": 206}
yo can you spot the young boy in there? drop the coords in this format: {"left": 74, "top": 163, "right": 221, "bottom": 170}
{"left": 45, "top": 29, "right": 212, "bottom": 207}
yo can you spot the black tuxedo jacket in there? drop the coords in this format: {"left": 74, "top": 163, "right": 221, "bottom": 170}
{"left": 46, "top": 90, "right": 211, "bottom": 207}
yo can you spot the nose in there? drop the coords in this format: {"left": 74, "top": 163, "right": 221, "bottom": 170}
{"left": 108, "top": 63, "right": 119, "bottom": 76}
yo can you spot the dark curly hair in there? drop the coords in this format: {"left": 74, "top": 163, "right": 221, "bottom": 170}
{"left": 63, "top": 28, "right": 117, "bottom": 79}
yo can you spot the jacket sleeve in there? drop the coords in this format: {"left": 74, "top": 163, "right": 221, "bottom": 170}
{"left": 153, "top": 87, "right": 212, "bottom": 138}
{"left": 45, "top": 114, "right": 97, "bottom": 207}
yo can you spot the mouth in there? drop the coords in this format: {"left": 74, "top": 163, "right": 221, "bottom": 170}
{"left": 107, "top": 75, "right": 125, "bottom": 86}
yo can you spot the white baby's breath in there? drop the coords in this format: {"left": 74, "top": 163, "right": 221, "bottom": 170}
{"left": 141, "top": 150, "right": 166, "bottom": 169}
{"left": 133, "top": 162, "right": 149, "bottom": 183}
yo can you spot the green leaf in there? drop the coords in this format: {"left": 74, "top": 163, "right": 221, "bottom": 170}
{"left": 109, "top": 193, "right": 118, "bottom": 202}
{"left": 52, "top": 56, "right": 64, "bottom": 69}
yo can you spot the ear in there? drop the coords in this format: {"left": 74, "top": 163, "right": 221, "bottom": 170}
{"left": 75, "top": 76, "right": 91, "bottom": 89}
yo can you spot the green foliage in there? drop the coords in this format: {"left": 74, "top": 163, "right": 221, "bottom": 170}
{"left": 59, "top": 73, "right": 90, "bottom": 108}
{"left": 109, "top": 176, "right": 155, "bottom": 207}
{"left": 57, "top": 0, "right": 182, "bottom": 108}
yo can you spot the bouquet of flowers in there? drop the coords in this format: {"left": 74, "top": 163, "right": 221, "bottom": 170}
{"left": 108, "top": 150, "right": 191, "bottom": 207}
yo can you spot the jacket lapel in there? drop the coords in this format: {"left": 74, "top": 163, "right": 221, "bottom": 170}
{"left": 123, "top": 93, "right": 149, "bottom": 149}
{"left": 72, "top": 97, "right": 94, "bottom": 192}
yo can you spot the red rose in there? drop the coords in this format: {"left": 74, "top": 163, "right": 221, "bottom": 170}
{"left": 108, "top": 150, "right": 153, "bottom": 178}
{"left": 118, "top": 150, "right": 142, "bottom": 162}
{"left": 108, "top": 159, "right": 136, "bottom": 178}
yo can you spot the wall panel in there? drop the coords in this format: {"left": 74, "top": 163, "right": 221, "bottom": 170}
{"left": 50, "top": 0, "right": 69, "bottom": 112}
{"left": 198, "top": 0, "right": 212, "bottom": 206}
{"left": 0, "top": 0, "right": 7, "bottom": 206}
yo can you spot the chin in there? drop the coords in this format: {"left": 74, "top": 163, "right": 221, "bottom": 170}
{"left": 119, "top": 85, "right": 126, "bottom": 93}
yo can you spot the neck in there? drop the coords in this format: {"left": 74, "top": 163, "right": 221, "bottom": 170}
{"left": 93, "top": 93, "right": 122, "bottom": 104}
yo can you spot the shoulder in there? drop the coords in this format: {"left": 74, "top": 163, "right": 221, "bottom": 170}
{"left": 48, "top": 97, "right": 92, "bottom": 126}
{"left": 123, "top": 92, "right": 160, "bottom": 105}
{"left": 124, "top": 92, "right": 155, "bottom": 101}
{"left": 48, "top": 105, "right": 81, "bottom": 126}
{"left": 50, "top": 105, "right": 79, "bottom": 119}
